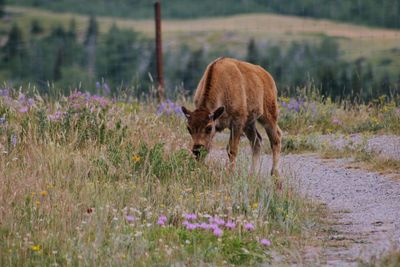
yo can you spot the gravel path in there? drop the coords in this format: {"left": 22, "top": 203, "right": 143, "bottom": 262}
{"left": 211, "top": 134, "right": 400, "bottom": 265}
{"left": 318, "top": 134, "right": 400, "bottom": 161}
{"left": 272, "top": 154, "right": 400, "bottom": 266}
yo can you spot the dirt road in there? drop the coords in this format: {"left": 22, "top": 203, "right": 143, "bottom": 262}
{"left": 212, "top": 134, "right": 400, "bottom": 265}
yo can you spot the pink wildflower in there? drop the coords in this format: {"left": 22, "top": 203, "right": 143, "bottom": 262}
{"left": 184, "top": 213, "right": 197, "bottom": 220}
{"left": 332, "top": 118, "right": 342, "bottom": 125}
{"left": 213, "top": 227, "right": 223, "bottom": 237}
{"left": 157, "top": 215, "right": 167, "bottom": 226}
{"left": 199, "top": 222, "right": 211, "bottom": 230}
{"left": 185, "top": 223, "right": 198, "bottom": 230}
{"left": 125, "top": 215, "right": 135, "bottom": 223}
{"left": 244, "top": 223, "right": 255, "bottom": 231}
{"left": 260, "top": 239, "right": 271, "bottom": 247}
{"left": 225, "top": 220, "right": 236, "bottom": 230}
{"left": 210, "top": 216, "right": 225, "bottom": 225}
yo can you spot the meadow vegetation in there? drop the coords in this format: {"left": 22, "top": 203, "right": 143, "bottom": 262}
{"left": 0, "top": 89, "right": 326, "bottom": 266}
{"left": 0, "top": 86, "right": 399, "bottom": 265}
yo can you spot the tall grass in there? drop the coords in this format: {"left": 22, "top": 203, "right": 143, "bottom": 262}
{"left": 0, "top": 90, "right": 321, "bottom": 266}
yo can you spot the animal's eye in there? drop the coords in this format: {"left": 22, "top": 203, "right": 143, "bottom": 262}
{"left": 205, "top": 126, "right": 212, "bottom": 134}
{"left": 187, "top": 126, "right": 192, "bottom": 134}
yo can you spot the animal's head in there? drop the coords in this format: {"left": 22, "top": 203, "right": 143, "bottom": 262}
{"left": 181, "top": 106, "right": 225, "bottom": 160}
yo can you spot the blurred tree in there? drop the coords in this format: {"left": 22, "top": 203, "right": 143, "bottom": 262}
{"left": 246, "top": 38, "right": 259, "bottom": 64}
{"left": 96, "top": 24, "right": 141, "bottom": 94}
{"left": 2, "top": 23, "right": 25, "bottom": 62}
{"left": 182, "top": 48, "right": 205, "bottom": 93}
{"left": 351, "top": 64, "right": 362, "bottom": 103}
{"left": 2, "top": 24, "right": 29, "bottom": 79}
{"left": 84, "top": 16, "right": 98, "bottom": 79}
{"left": 0, "top": 0, "right": 5, "bottom": 18}
{"left": 67, "top": 18, "right": 77, "bottom": 41}
{"left": 30, "top": 19, "right": 44, "bottom": 35}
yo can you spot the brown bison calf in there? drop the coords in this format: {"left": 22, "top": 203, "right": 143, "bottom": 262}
{"left": 181, "top": 57, "right": 282, "bottom": 176}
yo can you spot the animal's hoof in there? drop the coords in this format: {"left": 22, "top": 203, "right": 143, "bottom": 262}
{"left": 270, "top": 169, "right": 280, "bottom": 177}
{"left": 274, "top": 179, "right": 283, "bottom": 192}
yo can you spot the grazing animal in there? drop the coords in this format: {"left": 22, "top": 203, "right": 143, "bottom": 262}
{"left": 181, "top": 57, "right": 282, "bottom": 176}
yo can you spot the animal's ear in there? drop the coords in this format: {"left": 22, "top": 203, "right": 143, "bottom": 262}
{"left": 209, "top": 106, "right": 225, "bottom": 121}
{"left": 181, "top": 106, "right": 191, "bottom": 119}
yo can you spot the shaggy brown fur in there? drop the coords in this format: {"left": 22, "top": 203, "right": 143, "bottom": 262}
{"left": 182, "top": 57, "right": 282, "bottom": 176}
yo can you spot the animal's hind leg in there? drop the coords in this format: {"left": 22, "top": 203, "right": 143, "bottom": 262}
{"left": 258, "top": 116, "right": 282, "bottom": 176}
{"left": 226, "top": 122, "right": 244, "bottom": 171}
{"left": 244, "top": 123, "right": 262, "bottom": 176}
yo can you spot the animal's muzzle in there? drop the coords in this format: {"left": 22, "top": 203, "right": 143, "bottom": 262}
{"left": 192, "top": 144, "right": 205, "bottom": 159}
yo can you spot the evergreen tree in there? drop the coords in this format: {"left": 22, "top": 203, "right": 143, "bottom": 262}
{"left": 68, "top": 18, "right": 77, "bottom": 41}
{"left": 96, "top": 24, "right": 141, "bottom": 92}
{"left": 2, "top": 23, "right": 27, "bottom": 79}
{"left": 182, "top": 49, "right": 205, "bottom": 93}
{"left": 3, "top": 23, "right": 25, "bottom": 62}
{"left": 339, "top": 69, "right": 350, "bottom": 100}
{"left": 30, "top": 19, "right": 44, "bottom": 35}
{"left": 246, "top": 38, "right": 259, "bottom": 64}
{"left": 84, "top": 16, "right": 98, "bottom": 79}
{"left": 0, "top": 0, "right": 5, "bottom": 18}
{"left": 351, "top": 65, "right": 362, "bottom": 103}
{"left": 380, "top": 72, "right": 391, "bottom": 97}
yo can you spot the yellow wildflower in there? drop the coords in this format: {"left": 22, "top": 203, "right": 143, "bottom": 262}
{"left": 31, "top": 245, "right": 41, "bottom": 252}
{"left": 40, "top": 191, "right": 47, "bottom": 197}
{"left": 31, "top": 192, "right": 35, "bottom": 197}
{"left": 36, "top": 200, "right": 41, "bottom": 206}
{"left": 252, "top": 202, "right": 259, "bottom": 209}
{"left": 132, "top": 155, "right": 141, "bottom": 163}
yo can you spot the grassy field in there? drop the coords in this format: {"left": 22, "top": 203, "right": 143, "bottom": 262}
{"left": 0, "top": 87, "right": 399, "bottom": 265}
{"left": 3, "top": 6, "right": 400, "bottom": 74}
{"left": 0, "top": 89, "right": 329, "bottom": 266}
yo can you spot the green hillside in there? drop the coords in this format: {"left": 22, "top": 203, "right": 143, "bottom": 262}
{"left": 6, "top": 0, "right": 400, "bottom": 29}
{"left": 0, "top": 6, "right": 399, "bottom": 102}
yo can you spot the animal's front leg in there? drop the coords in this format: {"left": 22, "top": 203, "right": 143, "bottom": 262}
{"left": 226, "top": 124, "right": 243, "bottom": 172}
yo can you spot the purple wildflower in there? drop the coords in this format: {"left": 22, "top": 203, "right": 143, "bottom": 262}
{"left": 125, "top": 215, "right": 135, "bottom": 223}
{"left": 184, "top": 213, "right": 197, "bottom": 220}
{"left": 210, "top": 216, "right": 225, "bottom": 225}
{"left": 157, "top": 99, "right": 183, "bottom": 117}
{"left": 225, "top": 220, "right": 236, "bottom": 230}
{"left": 48, "top": 111, "right": 65, "bottom": 121}
{"left": 288, "top": 99, "right": 300, "bottom": 113}
{"left": 11, "top": 134, "right": 17, "bottom": 147}
{"left": 213, "top": 227, "right": 223, "bottom": 237}
{"left": 185, "top": 223, "right": 198, "bottom": 230}
{"left": 0, "top": 88, "right": 9, "bottom": 97}
{"left": 332, "top": 118, "right": 342, "bottom": 125}
{"left": 27, "top": 98, "right": 35, "bottom": 107}
{"left": 244, "top": 223, "right": 255, "bottom": 231}
{"left": 260, "top": 239, "right": 271, "bottom": 247}
{"left": 209, "top": 223, "right": 219, "bottom": 231}
{"left": 157, "top": 215, "right": 168, "bottom": 226}
{"left": 199, "top": 222, "right": 211, "bottom": 230}
{"left": 0, "top": 117, "right": 5, "bottom": 125}
{"left": 18, "top": 93, "right": 26, "bottom": 103}
{"left": 19, "top": 106, "right": 28, "bottom": 113}
{"left": 96, "top": 81, "right": 101, "bottom": 89}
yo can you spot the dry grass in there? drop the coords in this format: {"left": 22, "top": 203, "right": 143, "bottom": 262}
{"left": 0, "top": 94, "right": 322, "bottom": 266}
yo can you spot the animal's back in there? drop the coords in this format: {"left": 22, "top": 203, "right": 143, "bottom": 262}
{"left": 194, "top": 57, "right": 278, "bottom": 122}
